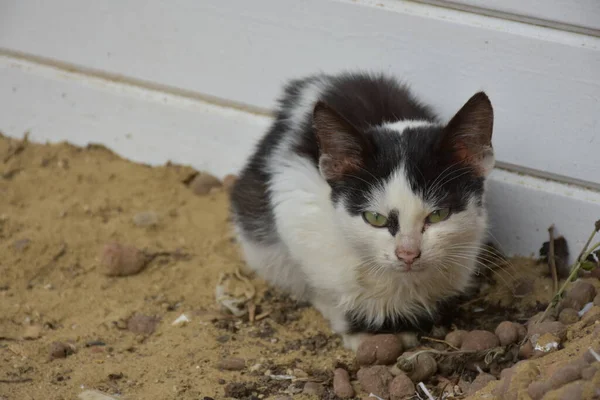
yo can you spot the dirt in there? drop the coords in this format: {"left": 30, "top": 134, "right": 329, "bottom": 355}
{"left": 0, "top": 133, "right": 598, "bottom": 400}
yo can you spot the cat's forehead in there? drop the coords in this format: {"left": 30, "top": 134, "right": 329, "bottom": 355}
{"left": 369, "top": 168, "right": 431, "bottom": 216}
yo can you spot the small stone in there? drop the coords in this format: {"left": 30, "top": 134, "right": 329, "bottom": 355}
{"left": 582, "top": 365, "right": 598, "bottom": 380}
{"left": 77, "top": 390, "right": 118, "bottom": 400}
{"left": 581, "top": 306, "right": 600, "bottom": 326}
{"left": 357, "top": 365, "right": 393, "bottom": 399}
{"left": 49, "top": 341, "right": 75, "bottom": 360}
{"left": 516, "top": 324, "right": 527, "bottom": 341}
{"left": 527, "top": 321, "right": 567, "bottom": 341}
{"left": 552, "top": 382, "right": 584, "bottom": 400}
{"left": 468, "top": 373, "right": 496, "bottom": 395}
{"left": 127, "top": 314, "right": 159, "bottom": 335}
{"left": 532, "top": 333, "right": 560, "bottom": 357}
{"left": 528, "top": 312, "right": 556, "bottom": 325}
{"left": 558, "top": 308, "right": 580, "bottom": 325}
{"left": 132, "top": 211, "right": 159, "bottom": 227}
{"left": 495, "top": 321, "right": 520, "bottom": 346}
{"left": 592, "top": 294, "right": 600, "bottom": 307}
{"left": 389, "top": 372, "right": 415, "bottom": 400}
{"left": 404, "top": 352, "right": 437, "bottom": 382}
{"left": 333, "top": 368, "right": 355, "bottom": 399}
{"left": 519, "top": 340, "right": 534, "bottom": 359}
{"left": 582, "top": 347, "right": 600, "bottom": 364}
{"left": 461, "top": 330, "right": 500, "bottom": 351}
{"left": 356, "top": 334, "right": 403, "bottom": 366}
{"left": 444, "top": 330, "right": 467, "bottom": 348}
{"left": 566, "top": 280, "right": 597, "bottom": 306}
{"left": 302, "top": 382, "right": 324, "bottom": 396}
{"left": 22, "top": 324, "right": 42, "bottom": 340}
{"left": 188, "top": 173, "right": 222, "bottom": 195}
{"left": 222, "top": 174, "right": 237, "bottom": 193}
{"left": 101, "top": 242, "right": 149, "bottom": 277}
{"left": 527, "top": 381, "right": 551, "bottom": 400}
{"left": 217, "top": 357, "right": 246, "bottom": 371}
{"left": 549, "top": 364, "right": 582, "bottom": 389}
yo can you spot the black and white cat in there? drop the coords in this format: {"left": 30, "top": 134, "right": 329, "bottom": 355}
{"left": 229, "top": 72, "right": 494, "bottom": 351}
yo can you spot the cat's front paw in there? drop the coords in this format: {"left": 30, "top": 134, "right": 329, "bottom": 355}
{"left": 341, "top": 332, "right": 374, "bottom": 352}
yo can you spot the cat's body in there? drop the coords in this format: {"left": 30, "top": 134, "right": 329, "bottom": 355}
{"left": 230, "top": 72, "right": 494, "bottom": 350}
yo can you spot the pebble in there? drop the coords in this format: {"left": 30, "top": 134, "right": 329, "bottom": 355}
{"left": 519, "top": 340, "right": 534, "bottom": 359}
{"left": 581, "top": 306, "right": 600, "bottom": 326}
{"left": 495, "top": 321, "right": 520, "bottom": 346}
{"left": 532, "top": 333, "right": 560, "bottom": 356}
{"left": 566, "top": 280, "right": 597, "bottom": 306}
{"left": 582, "top": 347, "right": 600, "bottom": 364}
{"left": 127, "top": 314, "right": 159, "bottom": 335}
{"left": 101, "top": 242, "right": 149, "bottom": 277}
{"left": 356, "top": 334, "right": 403, "bottom": 366}
{"left": 22, "top": 324, "right": 42, "bottom": 340}
{"left": 333, "top": 368, "right": 355, "bottom": 399}
{"left": 188, "top": 173, "right": 222, "bottom": 195}
{"left": 132, "top": 211, "right": 159, "bottom": 227}
{"left": 467, "top": 373, "right": 496, "bottom": 395}
{"left": 582, "top": 365, "right": 598, "bottom": 380}
{"left": 444, "top": 330, "right": 467, "bottom": 348}
{"left": 527, "top": 321, "right": 567, "bottom": 341}
{"left": 460, "top": 330, "right": 499, "bottom": 351}
{"left": 549, "top": 364, "right": 582, "bottom": 389}
{"left": 302, "top": 382, "right": 324, "bottom": 396}
{"left": 594, "top": 294, "right": 600, "bottom": 307}
{"left": 404, "top": 352, "right": 437, "bottom": 382}
{"left": 357, "top": 365, "right": 393, "bottom": 399}
{"left": 558, "top": 308, "right": 580, "bottom": 325}
{"left": 516, "top": 323, "right": 527, "bottom": 341}
{"left": 216, "top": 357, "right": 246, "bottom": 371}
{"left": 527, "top": 312, "right": 556, "bottom": 325}
{"left": 388, "top": 372, "right": 415, "bottom": 400}
{"left": 527, "top": 381, "right": 551, "bottom": 400}
{"left": 77, "top": 390, "right": 118, "bottom": 400}
{"left": 49, "top": 341, "right": 75, "bottom": 360}
{"left": 222, "top": 174, "right": 237, "bottom": 193}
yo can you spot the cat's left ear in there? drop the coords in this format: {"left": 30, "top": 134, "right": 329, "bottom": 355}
{"left": 313, "top": 101, "right": 370, "bottom": 181}
{"left": 442, "top": 92, "right": 494, "bottom": 177}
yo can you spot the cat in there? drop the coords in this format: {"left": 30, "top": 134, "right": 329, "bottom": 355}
{"left": 229, "top": 72, "right": 494, "bottom": 351}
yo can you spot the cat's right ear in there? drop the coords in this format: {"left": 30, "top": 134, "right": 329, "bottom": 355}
{"left": 313, "top": 101, "right": 370, "bottom": 181}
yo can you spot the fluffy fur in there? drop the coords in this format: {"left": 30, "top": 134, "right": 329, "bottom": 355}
{"left": 229, "top": 72, "right": 495, "bottom": 350}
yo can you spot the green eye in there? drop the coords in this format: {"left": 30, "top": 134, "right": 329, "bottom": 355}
{"left": 426, "top": 208, "right": 451, "bottom": 224}
{"left": 363, "top": 211, "right": 389, "bottom": 227}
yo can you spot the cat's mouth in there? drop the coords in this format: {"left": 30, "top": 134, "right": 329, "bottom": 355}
{"left": 390, "top": 260, "right": 427, "bottom": 273}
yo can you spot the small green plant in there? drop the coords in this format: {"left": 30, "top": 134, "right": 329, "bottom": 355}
{"left": 538, "top": 219, "right": 600, "bottom": 323}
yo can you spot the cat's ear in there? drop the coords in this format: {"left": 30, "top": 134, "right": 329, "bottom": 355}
{"left": 313, "top": 101, "right": 370, "bottom": 181}
{"left": 442, "top": 92, "right": 495, "bottom": 177}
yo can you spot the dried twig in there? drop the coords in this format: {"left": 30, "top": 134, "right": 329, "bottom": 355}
{"left": 548, "top": 225, "right": 558, "bottom": 292}
{"left": 0, "top": 378, "right": 33, "bottom": 383}
{"left": 421, "top": 336, "right": 460, "bottom": 351}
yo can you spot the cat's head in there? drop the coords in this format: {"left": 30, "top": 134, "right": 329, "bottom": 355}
{"left": 313, "top": 92, "right": 494, "bottom": 286}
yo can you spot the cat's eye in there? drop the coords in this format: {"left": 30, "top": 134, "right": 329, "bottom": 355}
{"left": 426, "top": 208, "right": 451, "bottom": 224}
{"left": 363, "top": 211, "right": 389, "bottom": 227}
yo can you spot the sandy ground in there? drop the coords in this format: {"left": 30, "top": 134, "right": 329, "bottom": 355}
{"left": 0, "top": 134, "right": 598, "bottom": 400}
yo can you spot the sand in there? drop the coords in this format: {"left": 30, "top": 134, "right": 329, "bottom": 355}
{"left": 1, "top": 134, "right": 598, "bottom": 400}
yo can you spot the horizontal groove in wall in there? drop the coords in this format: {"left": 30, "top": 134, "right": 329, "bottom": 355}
{"left": 410, "top": 0, "right": 600, "bottom": 38}
{"left": 2, "top": 48, "right": 598, "bottom": 193}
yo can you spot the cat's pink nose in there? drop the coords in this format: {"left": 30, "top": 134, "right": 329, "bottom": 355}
{"left": 395, "top": 248, "right": 421, "bottom": 264}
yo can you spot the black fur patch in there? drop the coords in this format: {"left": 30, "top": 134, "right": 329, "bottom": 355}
{"left": 345, "top": 295, "right": 461, "bottom": 335}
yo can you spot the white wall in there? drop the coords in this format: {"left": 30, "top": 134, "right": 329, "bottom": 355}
{"left": 1, "top": 0, "right": 599, "bottom": 261}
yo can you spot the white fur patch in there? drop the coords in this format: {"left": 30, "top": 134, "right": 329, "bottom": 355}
{"left": 380, "top": 119, "right": 438, "bottom": 133}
